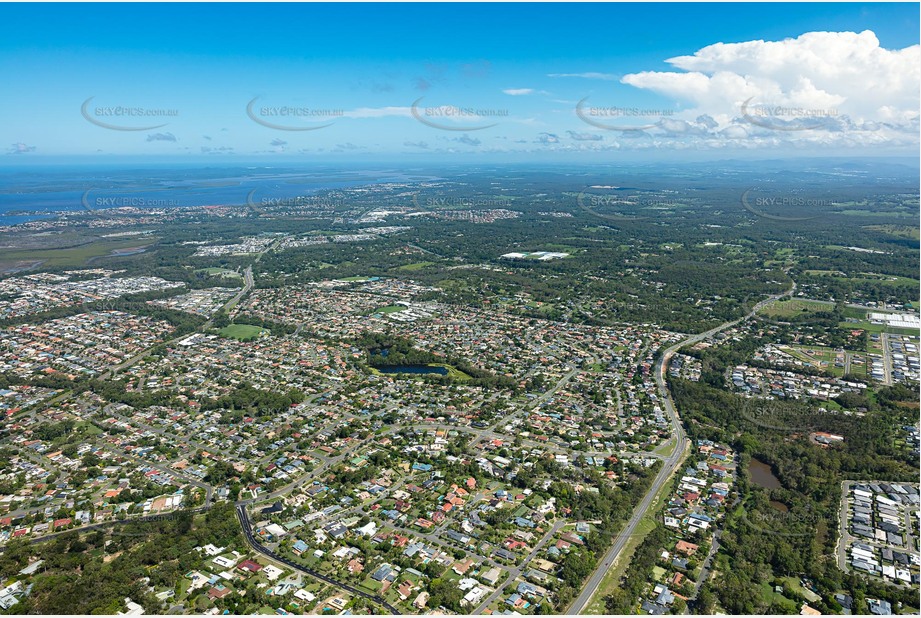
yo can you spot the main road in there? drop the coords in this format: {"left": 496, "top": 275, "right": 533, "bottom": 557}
{"left": 566, "top": 282, "right": 795, "bottom": 614}
{"left": 100, "top": 265, "right": 255, "bottom": 381}
{"left": 204, "top": 265, "right": 254, "bottom": 328}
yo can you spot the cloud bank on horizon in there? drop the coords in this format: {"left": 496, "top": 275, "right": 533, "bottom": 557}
{"left": 613, "top": 30, "right": 919, "bottom": 150}
{"left": 4, "top": 27, "right": 919, "bottom": 158}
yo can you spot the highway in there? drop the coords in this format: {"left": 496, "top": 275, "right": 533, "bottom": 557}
{"left": 566, "top": 282, "right": 795, "bottom": 614}
{"left": 880, "top": 333, "right": 894, "bottom": 385}
{"left": 5, "top": 266, "right": 797, "bottom": 614}
{"left": 204, "top": 265, "right": 254, "bottom": 328}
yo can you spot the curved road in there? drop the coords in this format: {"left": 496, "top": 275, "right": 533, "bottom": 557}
{"left": 566, "top": 282, "right": 795, "bottom": 614}
{"left": 235, "top": 504, "right": 402, "bottom": 615}
{"left": 6, "top": 272, "right": 795, "bottom": 614}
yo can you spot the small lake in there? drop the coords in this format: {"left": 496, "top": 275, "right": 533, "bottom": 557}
{"left": 769, "top": 500, "right": 790, "bottom": 512}
{"left": 87, "top": 245, "right": 151, "bottom": 265}
{"left": 748, "top": 457, "right": 782, "bottom": 489}
{"left": 376, "top": 364, "right": 448, "bottom": 376}
{"left": 110, "top": 246, "right": 149, "bottom": 256}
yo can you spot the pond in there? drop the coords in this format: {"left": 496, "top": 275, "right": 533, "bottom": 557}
{"left": 110, "top": 246, "right": 149, "bottom": 256}
{"left": 748, "top": 457, "right": 782, "bottom": 489}
{"left": 376, "top": 364, "right": 448, "bottom": 376}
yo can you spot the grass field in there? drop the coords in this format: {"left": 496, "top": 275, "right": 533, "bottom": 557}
{"left": 653, "top": 437, "right": 678, "bottom": 457}
{"left": 359, "top": 577, "right": 383, "bottom": 593}
{"left": 759, "top": 582, "right": 799, "bottom": 612}
{"left": 373, "top": 305, "right": 406, "bottom": 314}
{"left": 781, "top": 576, "right": 820, "bottom": 602}
{"left": 75, "top": 421, "right": 103, "bottom": 437}
{"left": 396, "top": 261, "right": 434, "bottom": 271}
{"left": 0, "top": 238, "right": 158, "bottom": 269}
{"left": 864, "top": 225, "right": 920, "bottom": 241}
{"left": 851, "top": 273, "right": 918, "bottom": 287}
{"left": 524, "top": 301, "right": 557, "bottom": 315}
{"left": 840, "top": 320, "right": 920, "bottom": 336}
{"left": 218, "top": 324, "right": 268, "bottom": 340}
{"left": 840, "top": 306, "right": 870, "bottom": 320}
{"left": 582, "top": 511, "right": 656, "bottom": 614}
{"left": 836, "top": 210, "right": 915, "bottom": 218}
{"left": 196, "top": 267, "right": 242, "bottom": 278}
{"left": 805, "top": 270, "right": 919, "bottom": 303}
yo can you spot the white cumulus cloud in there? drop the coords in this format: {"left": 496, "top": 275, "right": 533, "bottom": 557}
{"left": 618, "top": 30, "right": 919, "bottom": 145}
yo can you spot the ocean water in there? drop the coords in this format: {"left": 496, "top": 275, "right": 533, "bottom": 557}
{"left": 0, "top": 165, "right": 439, "bottom": 225}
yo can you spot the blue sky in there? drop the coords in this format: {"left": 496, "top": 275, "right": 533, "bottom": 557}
{"left": 2, "top": 3, "right": 918, "bottom": 161}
